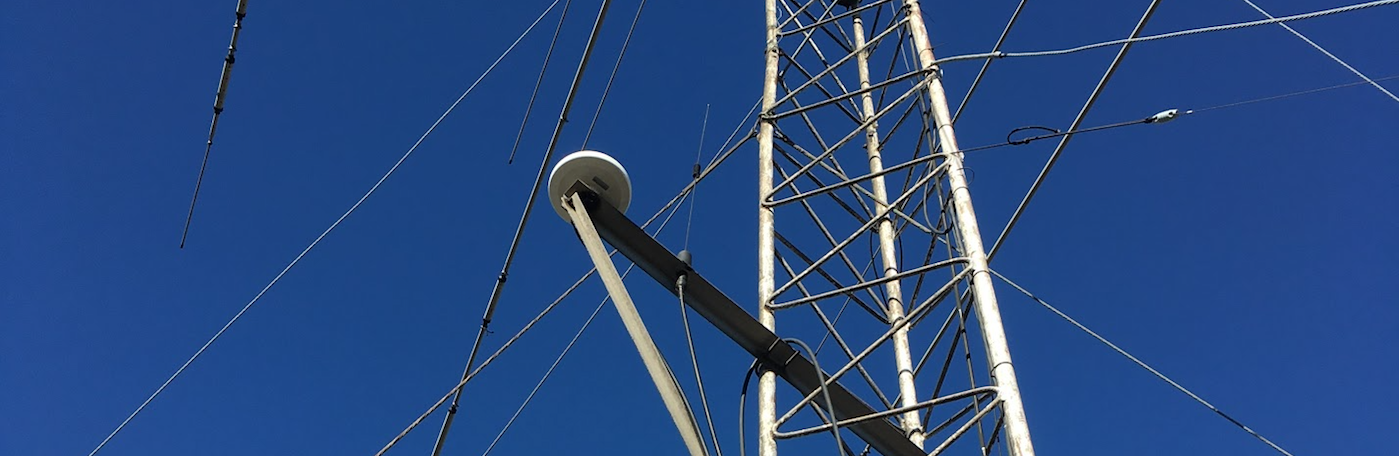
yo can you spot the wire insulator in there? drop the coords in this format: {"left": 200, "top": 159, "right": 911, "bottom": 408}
{"left": 1147, "top": 109, "right": 1180, "bottom": 123}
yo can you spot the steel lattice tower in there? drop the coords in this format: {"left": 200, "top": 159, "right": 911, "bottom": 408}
{"left": 753, "top": 1, "right": 1035, "bottom": 455}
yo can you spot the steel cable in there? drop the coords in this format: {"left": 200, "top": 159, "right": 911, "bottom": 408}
{"left": 478, "top": 188, "right": 692, "bottom": 456}
{"left": 86, "top": 3, "right": 562, "bottom": 454}
{"left": 376, "top": 181, "right": 695, "bottom": 456}
{"left": 581, "top": 0, "right": 651, "bottom": 149}
{"left": 986, "top": 0, "right": 1163, "bottom": 260}
{"left": 505, "top": 0, "right": 576, "bottom": 165}
{"left": 684, "top": 104, "right": 710, "bottom": 251}
{"left": 428, "top": 2, "right": 616, "bottom": 454}
{"left": 951, "top": 0, "right": 1029, "bottom": 124}
{"left": 1242, "top": 0, "right": 1399, "bottom": 104}
{"left": 932, "top": 0, "right": 1399, "bottom": 66}
{"left": 376, "top": 93, "right": 761, "bottom": 456}
{"left": 989, "top": 269, "right": 1296, "bottom": 456}
{"left": 384, "top": 107, "right": 761, "bottom": 455}
{"left": 478, "top": 295, "right": 608, "bottom": 456}
{"left": 1189, "top": 74, "right": 1399, "bottom": 113}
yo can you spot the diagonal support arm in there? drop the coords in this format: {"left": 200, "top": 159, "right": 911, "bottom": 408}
{"left": 562, "top": 191, "right": 710, "bottom": 456}
{"left": 562, "top": 182, "right": 925, "bottom": 456}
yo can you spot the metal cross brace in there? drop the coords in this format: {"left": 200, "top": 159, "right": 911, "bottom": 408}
{"left": 562, "top": 182, "right": 924, "bottom": 456}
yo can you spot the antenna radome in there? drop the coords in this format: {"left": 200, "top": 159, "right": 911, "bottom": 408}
{"left": 547, "top": 150, "right": 632, "bottom": 220}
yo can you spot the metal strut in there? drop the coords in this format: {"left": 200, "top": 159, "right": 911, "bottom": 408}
{"left": 562, "top": 190, "right": 710, "bottom": 456}
{"left": 902, "top": 1, "right": 1036, "bottom": 454}
{"left": 560, "top": 182, "right": 926, "bottom": 456}
{"left": 754, "top": 2, "right": 1039, "bottom": 456}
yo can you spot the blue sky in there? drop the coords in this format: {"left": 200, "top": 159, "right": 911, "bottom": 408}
{"left": 3, "top": 1, "right": 1397, "bottom": 455}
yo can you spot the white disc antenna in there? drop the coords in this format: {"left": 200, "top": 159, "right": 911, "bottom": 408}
{"left": 547, "top": 150, "right": 632, "bottom": 220}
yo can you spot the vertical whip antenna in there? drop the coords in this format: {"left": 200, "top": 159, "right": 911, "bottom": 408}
{"left": 181, "top": 0, "right": 251, "bottom": 249}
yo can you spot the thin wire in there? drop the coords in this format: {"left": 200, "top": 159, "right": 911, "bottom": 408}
{"left": 377, "top": 265, "right": 595, "bottom": 456}
{"left": 951, "top": 0, "right": 1029, "bottom": 124}
{"left": 986, "top": 0, "right": 1163, "bottom": 261}
{"left": 712, "top": 98, "right": 760, "bottom": 167}
{"left": 932, "top": 0, "right": 1399, "bottom": 66}
{"left": 381, "top": 108, "right": 755, "bottom": 453}
{"left": 376, "top": 97, "right": 755, "bottom": 456}
{"left": 506, "top": 0, "right": 575, "bottom": 165}
{"left": 429, "top": 2, "right": 615, "bottom": 454}
{"left": 985, "top": 73, "right": 1399, "bottom": 260}
{"left": 478, "top": 296, "right": 607, "bottom": 456}
{"left": 85, "top": 4, "right": 561, "bottom": 455}
{"left": 1189, "top": 74, "right": 1399, "bottom": 113}
{"left": 642, "top": 96, "right": 761, "bottom": 244}
{"left": 678, "top": 279, "right": 725, "bottom": 456}
{"left": 375, "top": 178, "right": 695, "bottom": 456}
{"left": 937, "top": 110, "right": 1167, "bottom": 156}
{"left": 478, "top": 159, "right": 698, "bottom": 455}
{"left": 684, "top": 104, "right": 710, "bottom": 250}
{"left": 1243, "top": 0, "right": 1399, "bottom": 104}
{"left": 479, "top": 252, "right": 641, "bottom": 456}
{"left": 581, "top": 0, "right": 650, "bottom": 148}
{"left": 989, "top": 269, "right": 1296, "bottom": 456}
{"left": 1005, "top": 126, "right": 1062, "bottom": 145}
{"left": 1006, "top": 118, "right": 1152, "bottom": 145}
{"left": 181, "top": 0, "right": 250, "bottom": 249}
{"left": 996, "top": 76, "right": 1399, "bottom": 143}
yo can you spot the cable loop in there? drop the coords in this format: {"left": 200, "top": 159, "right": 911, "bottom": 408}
{"left": 1005, "top": 126, "right": 1059, "bottom": 145}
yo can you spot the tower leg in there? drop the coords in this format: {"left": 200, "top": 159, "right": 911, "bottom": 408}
{"left": 757, "top": 2, "right": 782, "bottom": 456}
{"left": 902, "top": 2, "right": 1036, "bottom": 455}
{"left": 852, "top": 12, "right": 924, "bottom": 448}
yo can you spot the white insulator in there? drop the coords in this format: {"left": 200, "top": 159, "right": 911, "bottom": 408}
{"left": 1150, "top": 108, "right": 1180, "bottom": 123}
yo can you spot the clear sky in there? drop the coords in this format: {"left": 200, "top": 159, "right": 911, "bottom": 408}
{"left": 3, "top": 1, "right": 1397, "bottom": 455}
